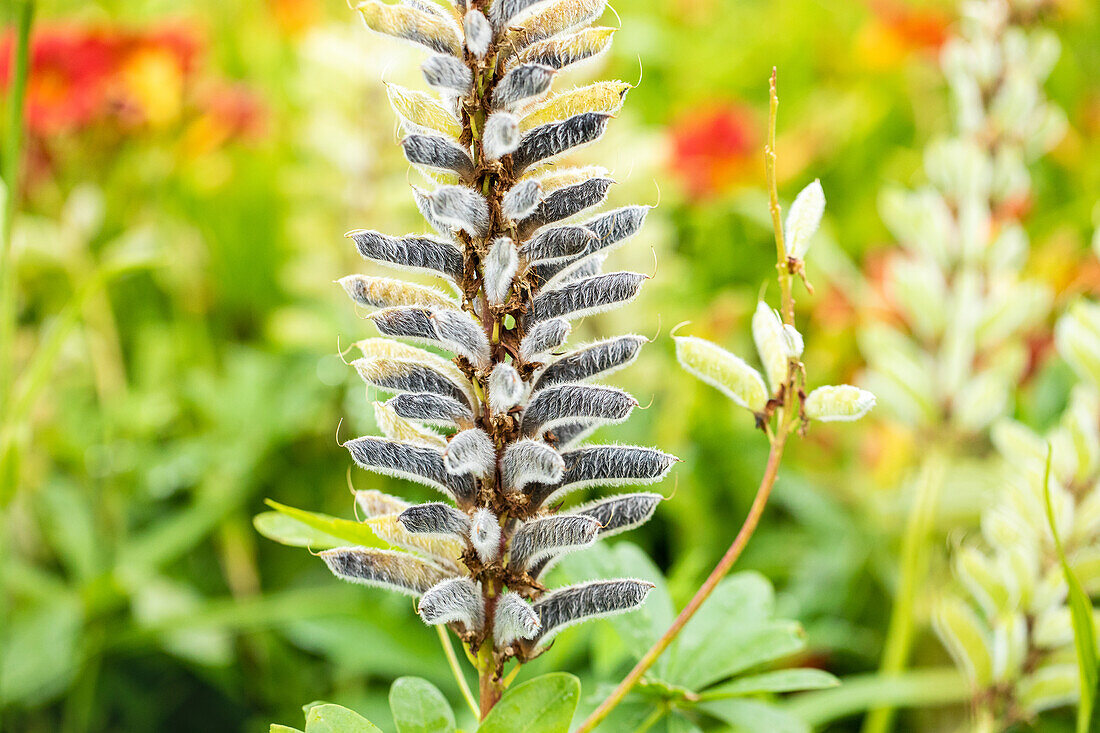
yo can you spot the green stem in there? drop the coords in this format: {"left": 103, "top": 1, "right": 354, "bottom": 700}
{"left": 785, "top": 667, "right": 968, "bottom": 727}
{"left": 862, "top": 450, "right": 947, "bottom": 733}
{"left": 634, "top": 704, "right": 667, "bottom": 733}
{"left": 765, "top": 68, "right": 794, "bottom": 326}
{"left": 437, "top": 625, "right": 479, "bottom": 719}
{"left": 477, "top": 639, "right": 502, "bottom": 720}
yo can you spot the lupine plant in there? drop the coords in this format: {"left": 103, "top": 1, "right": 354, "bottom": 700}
{"left": 258, "top": 0, "right": 877, "bottom": 721}
{"left": 262, "top": 0, "right": 673, "bottom": 725}
{"left": 856, "top": 1, "right": 1066, "bottom": 729}
{"left": 933, "top": 300, "right": 1100, "bottom": 731}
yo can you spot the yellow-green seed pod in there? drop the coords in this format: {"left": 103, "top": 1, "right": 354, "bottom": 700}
{"left": 355, "top": 1, "right": 463, "bottom": 56}
{"left": 366, "top": 514, "right": 465, "bottom": 568}
{"left": 932, "top": 596, "right": 994, "bottom": 686}
{"left": 520, "top": 81, "right": 630, "bottom": 131}
{"left": 675, "top": 335, "right": 767, "bottom": 413}
{"left": 803, "top": 385, "right": 875, "bottom": 422}
{"left": 386, "top": 84, "right": 462, "bottom": 139}
{"left": 374, "top": 402, "right": 448, "bottom": 449}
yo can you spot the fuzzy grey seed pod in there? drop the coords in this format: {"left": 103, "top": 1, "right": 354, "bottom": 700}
{"left": 502, "top": 179, "right": 543, "bottom": 221}
{"left": 387, "top": 392, "right": 474, "bottom": 426}
{"left": 348, "top": 230, "right": 463, "bottom": 280}
{"left": 402, "top": 134, "right": 476, "bottom": 177}
{"left": 469, "top": 508, "right": 502, "bottom": 564}
{"left": 430, "top": 308, "right": 492, "bottom": 368}
{"left": 520, "top": 225, "right": 596, "bottom": 264}
{"left": 463, "top": 10, "right": 492, "bottom": 57}
{"left": 519, "top": 178, "right": 612, "bottom": 236}
{"left": 521, "top": 384, "right": 636, "bottom": 436}
{"left": 527, "top": 272, "right": 646, "bottom": 323}
{"left": 320, "top": 547, "right": 452, "bottom": 597}
{"left": 353, "top": 357, "right": 471, "bottom": 405}
{"left": 518, "top": 27, "right": 615, "bottom": 71}
{"left": 533, "top": 335, "right": 646, "bottom": 389}
{"left": 411, "top": 185, "right": 454, "bottom": 237}
{"left": 419, "top": 577, "right": 484, "bottom": 629}
{"left": 511, "top": 112, "right": 611, "bottom": 173}
{"left": 484, "top": 238, "right": 519, "bottom": 305}
{"left": 544, "top": 420, "right": 598, "bottom": 450}
{"left": 530, "top": 579, "right": 653, "bottom": 643}
{"left": 584, "top": 205, "right": 649, "bottom": 255}
{"left": 443, "top": 428, "right": 496, "bottom": 478}
{"left": 398, "top": 502, "right": 470, "bottom": 537}
{"left": 503, "top": 438, "right": 565, "bottom": 492}
{"left": 424, "top": 185, "right": 490, "bottom": 237}
{"left": 528, "top": 444, "right": 677, "bottom": 507}
{"left": 339, "top": 274, "right": 456, "bottom": 311}
{"left": 422, "top": 54, "right": 473, "bottom": 94}
{"left": 572, "top": 493, "right": 662, "bottom": 538}
{"left": 494, "top": 592, "right": 541, "bottom": 646}
{"left": 509, "top": 515, "right": 600, "bottom": 569}
{"left": 484, "top": 112, "right": 521, "bottom": 160}
{"left": 488, "top": 362, "right": 525, "bottom": 414}
{"left": 345, "top": 436, "right": 476, "bottom": 502}
{"left": 488, "top": 0, "right": 544, "bottom": 28}
{"left": 519, "top": 318, "right": 572, "bottom": 361}
{"left": 492, "top": 64, "right": 555, "bottom": 109}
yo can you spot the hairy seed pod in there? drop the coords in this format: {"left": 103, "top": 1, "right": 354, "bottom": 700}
{"left": 502, "top": 179, "right": 543, "bottom": 221}
{"left": 534, "top": 335, "right": 646, "bottom": 389}
{"left": 520, "top": 80, "right": 630, "bottom": 131}
{"left": 463, "top": 9, "right": 492, "bottom": 57}
{"left": 354, "top": 339, "right": 473, "bottom": 400}
{"left": 527, "top": 272, "right": 646, "bottom": 323}
{"left": 804, "top": 385, "right": 876, "bottom": 422}
{"left": 348, "top": 230, "right": 463, "bottom": 280}
{"left": 370, "top": 307, "right": 490, "bottom": 368}
{"left": 520, "top": 225, "right": 596, "bottom": 264}
{"left": 519, "top": 178, "right": 613, "bottom": 236}
{"left": 503, "top": 438, "right": 565, "bottom": 492}
{"left": 320, "top": 547, "right": 452, "bottom": 597}
{"left": 345, "top": 436, "right": 475, "bottom": 502}
{"left": 494, "top": 592, "right": 542, "bottom": 646}
{"left": 411, "top": 186, "right": 455, "bottom": 236}
{"left": 512, "top": 113, "right": 612, "bottom": 173}
{"left": 507, "top": 0, "right": 608, "bottom": 49}
{"left": 674, "top": 335, "right": 768, "bottom": 413}
{"left": 488, "top": 362, "right": 525, "bottom": 414}
{"left": 493, "top": 64, "right": 556, "bottom": 109}
{"left": 752, "top": 301, "right": 804, "bottom": 393}
{"left": 419, "top": 577, "right": 484, "bottom": 629}
{"left": 340, "top": 274, "right": 457, "bottom": 310}
{"left": 368, "top": 514, "right": 464, "bottom": 568}
{"left": 398, "top": 502, "right": 470, "bottom": 537}
{"left": 509, "top": 514, "right": 600, "bottom": 569}
{"left": 373, "top": 402, "right": 449, "bottom": 449}
{"left": 515, "top": 27, "right": 615, "bottom": 70}
{"left": 354, "top": 1, "right": 463, "bottom": 56}
{"left": 484, "top": 112, "right": 521, "bottom": 160}
{"left": 571, "top": 492, "right": 662, "bottom": 537}
{"left": 488, "top": 0, "right": 544, "bottom": 28}
{"left": 421, "top": 54, "right": 473, "bottom": 94}
{"left": 355, "top": 489, "right": 410, "bottom": 518}
{"left": 519, "top": 318, "right": 572, "bottom": 360}
{"left": 443, "top": 428, "right": 496, "bottom": 477}
{"left": 387, "top": 392, "right": 474, "bottom": 426}
{"left": 521, "top": 384, "right": 636, "bottom": 436}
{"left": 545, "top": 420, "right": 598, "bottom": 450}
{"left": 785, "top": 179, "right": 825, "bottom": 260}
{"left": 402, "top": 134, "right": 476, "bottom": 177}
{"left": 424, "top": 185, "right": 490, "bottom": 236}
{"left": 353, "top": 357, "right": 471, "bottom": 405}
{"left": 386, "top": 83, "right": 462, "bottom": 139}
{"left": 484, "top": 238, "right": 519, "bottom": 305}
{"left": 469, "top": 508, "right": 502, "bottom": 564}
{"left": 529, "top": 578, "right": 653, "bottom": 643}
{"left": 584, "top": 205, "right": 649, "bottom": 255}
{"left": 528, "top": 445, "right": 677, "bottom": 507}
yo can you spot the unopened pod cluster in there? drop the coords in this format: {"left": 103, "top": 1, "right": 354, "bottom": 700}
{"left": 321, "top": 0, "right": 675, "bottom": 685}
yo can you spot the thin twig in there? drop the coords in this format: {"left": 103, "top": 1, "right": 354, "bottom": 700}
{"left": 437, "top": 625, "right": 479, "bottom": 719}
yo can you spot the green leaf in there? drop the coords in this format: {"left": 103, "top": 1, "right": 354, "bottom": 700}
{"left": 270, "top": 726, "right": 305, "bottom": 733}
{"left": 0, "top": 595, "right": 81, "bottom": 706}
{"left": 305, "top": 703, "right": 382, "bottom": 733}
{"left": 253, "top": 511, "right": 347, "bottom": 550}
{"left": 477, "top": 673, "right": 580, "bottom": 733}
{"left": 694, "top": 698, "right": 809, "bottom": 733}
{"left": 390, "top": 676, "right": 456, "bottom": 733}
{"left": 263, "top": 499, "right": 389, "bottom": 549}
{"left": 700, "top": 668, "right": 839, "bottom": 699}
{"left": 1042, "top": 444, "right": 1098, "bottom": 733}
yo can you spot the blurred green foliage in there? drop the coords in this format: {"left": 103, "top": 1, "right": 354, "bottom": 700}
{"left": 1, "top": 0, "right": 1098, "bottom": 731}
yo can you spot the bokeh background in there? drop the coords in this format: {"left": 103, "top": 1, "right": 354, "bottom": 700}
{"left": 2, "top": 0, "right": 1099, "bottom": 730}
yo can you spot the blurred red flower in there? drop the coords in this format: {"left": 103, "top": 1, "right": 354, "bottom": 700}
{"left": 669, "top": 104, "right": 759, "bottom": 199}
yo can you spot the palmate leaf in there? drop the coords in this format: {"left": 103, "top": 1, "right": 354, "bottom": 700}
{"left": 1042, "top": 445, "right": 1099, "bottom": 733}
{"left": 476, "top": 673, "right": 580, "bottom": 733}
{"left": 304, "top": 703, "right": 382, "bottom": 733}
{"left": 388, "top": 677, "right": 456, "bottom": 733}
{"left": 253, "top": 511, "right": 347, "bottom": 550}
{"left": 259, "top": 500, "right": 388, "bottom": 550}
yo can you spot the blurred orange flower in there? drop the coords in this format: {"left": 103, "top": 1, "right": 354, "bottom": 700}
{"left": 668, "top": 104, "right": 759, "bottom": 199}
{"left": 856, "top": 0, "right": 950, "bottom": 70}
